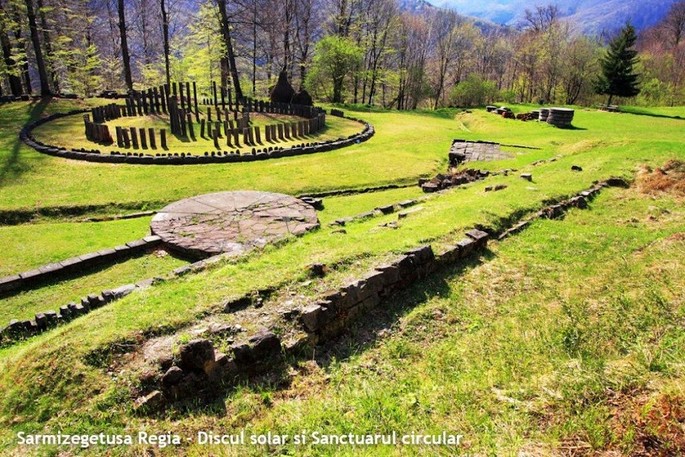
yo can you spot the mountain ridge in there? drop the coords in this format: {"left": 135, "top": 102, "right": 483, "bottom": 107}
{"left": 398, "top": 0, "right": 677, "bottom": 34}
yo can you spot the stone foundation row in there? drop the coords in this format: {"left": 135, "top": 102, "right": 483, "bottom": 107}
{"left": 0, "top": 242, "right": 241, "bottom": 345}
{"left": 134, "top": 179, "right": 625, "bottom": 410}
{"left": 498, "top": 178, "right": 628, "bottom": 240}
{"left": 0, "top": 280, "right": 145, "bottom": 344}
{"left": 329, "top": 198, "right": 423, "bottom": 227}
{"left": 0, "top": 236, "right": 162, "bottom": 296}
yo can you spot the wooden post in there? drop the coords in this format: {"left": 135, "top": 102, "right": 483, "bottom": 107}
{"left": 212, "top": 129, "right": 220, "bottom": 150}
{"left": 187, "top": 113, "right": 195, "bottom": 140}
{"left": 130, "top": 127, "right": 139, "bottom": 148}
{"left": 161, "top": 85, "right": 168, "bottom": 113}
{"left": 200, "top": 119, "right": 206, "bottom": 138}
{"left": 160, "top": 129, "right": 167, "bottom": 149}
{"left": 193, "top": 81, "right": 199, "bottom": 122}
{"left": 179, "top": 109, "right": 187, "bottom": 137}
{"left": 139, "top": 128, "right": 147, "bottom": 149}
{"left": 116, "top": 126, "right": 124, "bottom": 147}
{"left": 148, "top": 128, "right": 156, "bottom": 149}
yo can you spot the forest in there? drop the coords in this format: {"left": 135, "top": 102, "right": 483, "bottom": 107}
{"left": 0, "top": 0, "right": 684, "bottom": 109}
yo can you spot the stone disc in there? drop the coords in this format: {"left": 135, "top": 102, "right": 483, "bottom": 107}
{"left": 151, "top": 191, "right": 319, "bottom": 258}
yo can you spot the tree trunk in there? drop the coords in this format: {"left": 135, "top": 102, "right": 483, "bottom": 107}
{"left": 24, "top": 0, "right": 51, "bottom": 96}
{"left": 217, "top": 0, "right": 242, "bottom": 101}
{"left": 118, "top": 0, "right": 133, "bottom": 91}
{"left": 11, "top": 9, "right": 32, "bottom": 93}
{"left": 0, "top": 28, "right": 22, "bottom": 96}
{"left": 161, "top": 0, "right": 170, "bottom": 86}
{"left": 36, "top": 0, "right": 58, "bottom": 93}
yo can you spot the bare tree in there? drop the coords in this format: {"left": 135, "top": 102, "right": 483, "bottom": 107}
{"left": 216, "top": 0, "right": 242, "bottom": 100}
{"left": 117, "top": 0, "right": 133, "bottom": 90}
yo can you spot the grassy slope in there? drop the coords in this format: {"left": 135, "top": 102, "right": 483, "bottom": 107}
{"left": 228, "top": 187, "right": 684, "bottom": 456}
{"left": 0, "top": 252, "right": 187, "bottom": 324}
{"left": 0, "top": 217, "right": 152, "bottom": 277}
{"left": 0, "top": 101, "right": 683, "bottom": 455}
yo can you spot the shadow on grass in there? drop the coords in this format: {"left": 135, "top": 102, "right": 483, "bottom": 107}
{"left": 161, "top": 250, "right": 494, "bottom": 418}
{"left": 0, "top": 98, "right": 51, "bottom": 187}
{"left": 618, "top": 108, "right": 684, "bottom": 121}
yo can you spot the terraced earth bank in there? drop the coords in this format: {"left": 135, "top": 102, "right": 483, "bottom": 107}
{"left": 0, "top": 99, "right": 683, "bottom": 456}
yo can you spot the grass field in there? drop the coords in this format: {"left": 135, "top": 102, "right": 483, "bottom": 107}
{"left": 0, "top": 98, "right": 683, "bottom": 456}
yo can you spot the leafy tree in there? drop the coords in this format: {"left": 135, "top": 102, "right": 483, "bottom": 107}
{"left": 306, "top": 35, "right": 362, "bottom": 103}
{"left": 595, "top": 24, "right": 641, "bottom": 106}
{"left": 449, "top": 74, "right": 497, "bottom": 107}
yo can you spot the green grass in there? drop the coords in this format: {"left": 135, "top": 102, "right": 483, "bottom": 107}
{"left": 0, "top": 217, "right": 152, "bottom": 276}
{"left": 0, "top": 100, "right": 460, "bottom": 211}
{"left": 175, "top": 187, "right": 683, "bottom": 457}
{"left": 0, "top": 251, "right": 187, "bottom": 324}
{"left": 0, "top": 99, "right": 684, "bottom": 455}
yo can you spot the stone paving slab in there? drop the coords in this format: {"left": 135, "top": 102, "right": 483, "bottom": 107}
{"left": 150, "top": 191, "right": 319, "bottom": 259}
{"left": 449, "top": 140, "right": 513, "bottom": 163}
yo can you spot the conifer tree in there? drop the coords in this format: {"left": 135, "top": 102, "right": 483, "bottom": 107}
{"left": 595, "top": 24, "right": 640, "bottom": 106}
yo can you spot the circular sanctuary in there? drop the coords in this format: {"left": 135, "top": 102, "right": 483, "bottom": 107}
{"left": 22, "top": 81, "right": 374, "bottom": 164}
{"left": 150, "top": 191, "right": 320, "bottom": 259}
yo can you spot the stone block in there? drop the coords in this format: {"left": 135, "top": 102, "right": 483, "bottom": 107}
{"left": 133, "top": 390, "right": 164, "bottom": 411}
{"left": 405, "top": 245, "right": 435, "bottom": 265}
{"left": 161, "top": 366, "right": 184, "bottom": 388}
{"left": 0, "top": 275, "right": 21, "bottom": 293}
{"left": 374, "top": 264, "right": 401, "bottom": 286}
{"left": 231, "top": 343, "right": 254, "bottom": 366}
{"left": 44, "top": 311, "right": 58, "bottom": 327}
{"left": 466, "top": 229, "right": 489, "bottom": 249}
{"left": 301, "top": 304, "right": 324, "bottom": 332}
{"left": 97, "top": 248, "right": 117, "bottom": 258}
{"left": 179, "top": 339, "right": 215, "bottom": 372}
{"left": 19, "top": 269, "right": 42, "bottom": 281}
{"left": 456, "top": 238, "right": 475, "bottom": 257}
{"left": 126, "top": 239, "right": 147, "bottom": 250}
{"left": 361, "top": 270, "right": 386, "bottom": 295}
{"left": 111, "top": 284, "right": 136, "bottom": 299}
{"left": 59, "top": 305, "right": 72, "bottom": 320}
{"left": 38, "top": 263, "right": 62, "bottom": 275}
{"left": 377, "top": 204, "right": 395, "bottom": 215}
{"left": 34, "top": 313, "right": 48, "bottom": 331}
{"left": 436, "top": 244, "right": 462, "bottom": 264}
{"left": 204, "top": 352, "right": 237, "bottom": 382}
{"left": 249, "top": 331, "right": 282, "bottom": 359}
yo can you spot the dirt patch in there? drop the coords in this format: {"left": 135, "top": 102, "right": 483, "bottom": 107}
{"left": 610, "top": 392, "right": 685, "bottom": 456}
{"left": 637, "top": 160, "right": 685, "bottom": 197}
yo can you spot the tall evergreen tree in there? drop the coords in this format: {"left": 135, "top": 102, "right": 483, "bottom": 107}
{"left": 595, "top": 24, "right": 640, "bottom": 106}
